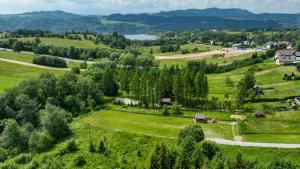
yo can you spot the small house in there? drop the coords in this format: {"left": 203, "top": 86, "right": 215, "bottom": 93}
{"left": 194, "top": 114, "right": 206, "bottom": 123}
{"left": 232, "top": 43, "right": 247, "bottom": 50}
{"left": 254, "top": 110, "right": 266, "bottom": 118}
{"left": 160, "top": 98, "right": 172, "bottom": 105}
{"left": 266, "top": 42, "right": 278, "bottom": 49}
{"left": 275, "top": 50, "right": 297, "bottom": 65}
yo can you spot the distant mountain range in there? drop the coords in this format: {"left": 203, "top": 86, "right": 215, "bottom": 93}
{"left": 0, "top": 8, "right": 300, "bottom": 34}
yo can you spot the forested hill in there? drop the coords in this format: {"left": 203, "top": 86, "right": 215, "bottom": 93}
{"left": 0, "top": 8, "right": 300, "bottom": 34}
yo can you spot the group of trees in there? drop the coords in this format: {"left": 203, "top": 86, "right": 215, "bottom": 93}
{"left": 117, "top": 63, "right": 208, "bottom": 108}
{"left": 149, "top": 125, "right": 297, "bottom": 169}
{"left": 0, "top": 71, "right": 107, "bottom": 157}
{"left": 160, "top": 44, "right": 181, "bottom": 53}
{"left": 32, "top": 55, "right": 67, "bottom": 68}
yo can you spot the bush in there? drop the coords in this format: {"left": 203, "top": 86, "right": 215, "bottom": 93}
{"left": 29, "top": 131, "right": 53, "bottom": 152}
{"left": 24, "top": 160, "right": 39, "bottom": 169}
{"left": 98, "top": 137, "right": 108, "bottom": 155}
{"left": 74, "top": 155, "right": 86, "bottom": 167}
{"left": 88, "top": 141, "right": 96, "bottom": 153}
{"left": 178, "top": 125, "right": 205, "bottom": 143}
{"left": 32, "top": 55, "right": 67, "bottom": 68}
{"left": 71, "top": 66, "right": 80, "bottom": 74}
{"left": 0, "top": 161, "right": 18, "bottom": 169}
{"left": 0, "top": 148, "right": 7, "bottom": 162}
{"left": 14, "top": 153, "right": 32, "bottom": 164}
{"left": 161, "top": 106, "right": 170, "bottom": 116}
{"left": 170, "top": 102, "right": 182, "bottom": 116}
{"left": 80, "top": 61, "right": 88, "bottom": 69}
{"left": 200, "top": 140, "right": 220, "bottom": 160}
{"left": 66, "top": 139, "right": 78, "bottom": 152}
{"left": 267, "top": 159, "right": 296, "bottom": 169}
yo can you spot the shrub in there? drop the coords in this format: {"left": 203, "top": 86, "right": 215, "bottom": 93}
{"left": 161, "top": 106, "right": 170, "bottom": 116}
{"left": 170, "top": 102, "right": 182, "bottom": 116}
{"left": 24, "top": 160, "right": 39, "bottom": 169}
{"left": 267, "top": 159, "right": 296, "bottom": 169}
{"left": 66, "top": 139, "right": 78, "bottom": 152}
{"left": 98, "top": 137, "right": 108, "bottom": 155}
{"left": 71, "top": 66, "right": 80, "bottom": 74}
{"left": 74, "top": 155, "right": 86, "bottom": 167}
{"left": 178, "top": 125, "right": 205, "bottom": 143}
{"left": 0, "top": 148, "right": 7, "bottom": 162}
{"left": 29, "top": 131, "right": 53, "bottom": 152}
{"left": 0, "top": 161, "right": 18, "bottom": 169}
{"left": 200, "top": 140, "right": 220, "bottom": 160}
{"left": 88, "top": 141, "right": 96, "bottom": 153}
{"left": 14, "top": 153, "right": 32, "bottom": 164}
{"left": 80, "top": 61, "right": 88, "bottom": 69}
{"left": 39, "top": 156, "right": 64, "bottom": 169}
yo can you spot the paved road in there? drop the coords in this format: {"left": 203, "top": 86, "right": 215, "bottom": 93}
{"left": 207, "top": 138, "right": 300, "bottom": 149}
{"left": 0, "top": 58, "right": 69, "bottom": 71}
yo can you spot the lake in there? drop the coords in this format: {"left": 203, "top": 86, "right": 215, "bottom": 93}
{"left": 124, "top": 34, "right": 158, "bottom": 40}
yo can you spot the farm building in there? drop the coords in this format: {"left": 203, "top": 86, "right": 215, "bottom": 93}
{"left": 232, "top": 43, "right": 247, "bottom": 50}
{"left": 274, "top": 50, "right": 299, "bottom": 65}
{"left": 254, "top": 110, "right": 266, "bottom": 118}
{"left": 160, "top": 98, "right": 172, "bottom": 105}
{"left": 194, "top": 114, "right": 206, "bottom": 123}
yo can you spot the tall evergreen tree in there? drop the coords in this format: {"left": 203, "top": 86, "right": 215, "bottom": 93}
{"left": 173, "top": 72, "right": 184, "bottom": 104}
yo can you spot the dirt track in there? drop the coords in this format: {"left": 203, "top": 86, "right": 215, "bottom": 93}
{"left": 155, "top": 48, "right": 260, "bottom": 60}
{"left": 0, "top": 58, "right": 69, "bottom": 71}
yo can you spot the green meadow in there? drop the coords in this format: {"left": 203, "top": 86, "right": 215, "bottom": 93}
{"left": 0, "top": 61, "right": 65, "bottom": 92}
{"left": 0, "top": 50, "right": 33, "bottom": 63}
{"left": 18, "top": 37, "right": 111, "bottom": 49}
{"left": 141, "top": 43, "right": 221, "bottom": 56}
{"left": 2, "top": 109, "right": 299, "bottom": 168}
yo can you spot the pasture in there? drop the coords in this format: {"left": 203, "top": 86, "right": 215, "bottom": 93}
{"left": 0, "top": 61, "right": 65, "bottom": 92}
{"left": 18, "top": 37, "right": 111, "bottom": 49}
{"left": 0, "top": 50, "right": 33, "bottom": 63}
{"left": 141, "top": 43, "right": 221, "bottom": 56}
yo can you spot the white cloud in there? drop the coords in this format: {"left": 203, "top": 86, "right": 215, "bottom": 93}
{"left": 0, "top": 0, "right": 299, "bottom": 15}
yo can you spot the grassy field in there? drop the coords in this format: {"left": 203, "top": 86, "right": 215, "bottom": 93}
{"left": 0, "top": 61, "right": 65, "bottom": 92}
{"left": 78, "top": 110, "right": 234, "bottom": 139}
{"left": 0, "top": 50, "right": 33, "bottom": 63}
{"left": 18, "top": 37, "right": 111, "bottom": 49}
{"left": 141, "top": 43, "right": 221, "bottom": 56}
{"left": 2, "top": 108, "right": 299, "bottom": 168}
{"left": 158, "top": 52, "right": 257, "bottom": 68}
{"left": 242, "top": 111, "right": 300, "bottom": 143}
{"left": 208, "top": 60, "right": 300, "bottom": 100}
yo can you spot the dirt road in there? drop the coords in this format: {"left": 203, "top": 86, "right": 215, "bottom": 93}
{"left": 0, "top": 58, "right": 69, "bottom": 71}
{"left": 155, "top": 48, "right": 260, "bottom": 60}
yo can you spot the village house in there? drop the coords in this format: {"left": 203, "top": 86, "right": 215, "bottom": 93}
{"left": 194, "top": 114, "right": 206, "bottom": 123}
{"left": 232, "top": 43, "right": 247, "bottom": 50}
{"left": 266, "top": 41, "right": 292, "bottom": 50}
{"left": 274, "top": 50, "right": 300, "bottom": 65}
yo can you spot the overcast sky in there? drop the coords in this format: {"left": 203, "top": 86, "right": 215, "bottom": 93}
{"left": 0, "top": 0, "right": 300, "bottom": 15}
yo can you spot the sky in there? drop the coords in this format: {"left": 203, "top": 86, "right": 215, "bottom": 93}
{"left": 0, "top": 0, "right": 300, "bottom": 15}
